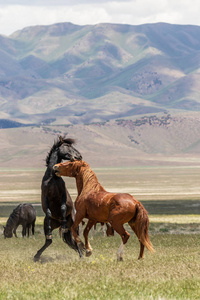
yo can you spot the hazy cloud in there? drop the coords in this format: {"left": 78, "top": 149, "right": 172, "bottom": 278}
{"left": 0, "top": 0, "right": 200, "bottom": 36}
{"left": 0, "top": 0, "right": 132, "bottom": 6}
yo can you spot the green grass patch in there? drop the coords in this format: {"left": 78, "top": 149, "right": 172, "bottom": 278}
{"left": 0, "top": 232, "right": 199, "bottom": 299}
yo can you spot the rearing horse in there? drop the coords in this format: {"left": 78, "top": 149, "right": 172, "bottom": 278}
{"left": 53, "top": 160, "right": 154, "bottom": 261}
{"left": 34, "top": 136, "right": 83, "bottom": 261}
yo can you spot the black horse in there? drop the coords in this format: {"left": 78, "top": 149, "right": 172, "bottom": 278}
{"left": 34, "top": 136, "right": 83, "bottom": 261}
{"left": 3, "top": 203, "right": 36, "bottom": 238}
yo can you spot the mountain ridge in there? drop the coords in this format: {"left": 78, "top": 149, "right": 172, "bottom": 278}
{"left": 0, "top": 22, "right": 200, "bottom": 167}
{"left": 1, "top": 22, "right": 200, "bottom": 125}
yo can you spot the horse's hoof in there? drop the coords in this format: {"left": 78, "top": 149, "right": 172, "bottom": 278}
{"left": 86, "top": 249, "right": 92, "bottom": 257}
{"left": 33, "top": 255, "right": 40, "bottom": 262}
{"left": 78, "top": 241, "right": 85, "bottom": 251}
{"left": 117, "top": 256, "right": 123, "bottom": 262}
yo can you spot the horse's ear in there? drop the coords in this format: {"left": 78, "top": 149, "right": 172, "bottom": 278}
{"left": 82, "top": 161, "right": 88, "bottom": 167}
{"left": 59, "top": 136, "right": 64, "bottom": 143}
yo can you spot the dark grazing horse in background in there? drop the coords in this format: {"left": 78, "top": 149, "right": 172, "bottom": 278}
{"left": 34, "top": 136, "right": 83, "bottom": 261}
{"left": 80, "top": 220, "right": 114, "bottom": 237}
{"left": 3, "top": 203, "right": 36, "bottom": 238}
{"left": 53, "top": 160, "right": 154, "bottom": 261}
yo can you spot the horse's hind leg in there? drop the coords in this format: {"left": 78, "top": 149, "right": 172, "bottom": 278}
{"left": 44, "top": 196, "right": 52, "bottom": 239}
{"left": 27, "top": 224, "right": 32, "bottom": 237}
{"left": 22, "top": 225, "right": 26, "bottom": 237}
{"left": 128, "top": 222, "right": 144, "bottom": 259}
{"left": 34, "top": 238, "right": 52, "bottom": 262}
{"left": 110, "top": 223, "right": 130, "bottom": 261}
{"left": 32, "top": 220, "right": 35, "bottom": 236}
{"left": 34, "top": 217, "right": 60, "bottom": 262}
{"left": 100, "top": 222, "right": 106, "bottom": 236}
{"left": 139, "top": 242, "right": 145, "bottom": 259}
{"left": 83, "top": 220, "right": 96, "bottom": 257}
{"left": 61, "top": 196, "right": 68, "bottom": 234}
{"left": 106, "top": 223, "right": 114, "bottom": 237}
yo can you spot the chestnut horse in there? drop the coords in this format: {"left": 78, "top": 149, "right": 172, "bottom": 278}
{"left": 53, "top": 160, "right": 154, "bottom": 261}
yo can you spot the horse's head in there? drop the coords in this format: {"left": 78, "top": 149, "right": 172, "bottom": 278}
{"left": 53, "top": 160, "right": 85, "bottom": 178}
{"left": 57, "top": 137, "right": 82, "bottom": 162}
{"left": 3, "top": 226, "right": 13, "bottom": 238}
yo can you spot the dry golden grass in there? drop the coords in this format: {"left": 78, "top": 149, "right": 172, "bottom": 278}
{"left": 0, "top": 166, "right": 200, "bottom": 202}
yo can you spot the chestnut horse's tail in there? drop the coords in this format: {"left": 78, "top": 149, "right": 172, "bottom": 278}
{"left": 128, "top": 202, "right": 154, "bottom": 253}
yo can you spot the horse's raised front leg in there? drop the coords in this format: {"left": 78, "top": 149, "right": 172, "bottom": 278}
{"left": 71, "top": 213, "right": 85, "bottom": 253}
{"left": 83, "top": 220, "right": 96, "bottom": 257}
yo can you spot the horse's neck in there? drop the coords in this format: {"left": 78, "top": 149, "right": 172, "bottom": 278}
{"left": 45, "top": 150, "right": 61, "bottom": 177}
{"left": 6, "top": 209, "right": 19, "bottom": 229}
{"left": 75, "top": 166, "right": 105, "bottom": 196}
{"left": 75, "top": 176, "right": 84, "bottom": 195}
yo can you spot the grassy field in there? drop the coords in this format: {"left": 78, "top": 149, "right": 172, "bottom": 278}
{"left": 0, "top": 227, "right": 200, "bottom": 300}
{"left": 0, "top": 166, "right": 200, "bottom": 299}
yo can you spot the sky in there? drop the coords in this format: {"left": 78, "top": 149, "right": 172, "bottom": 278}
{"left": 0, "top": 0, "right": 200, "bottom": 36}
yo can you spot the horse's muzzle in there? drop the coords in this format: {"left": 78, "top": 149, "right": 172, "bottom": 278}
{"left": 53, "top": 165, "right": 61, "bottom": 177}
{"left": 71, "top": 155, "right": 82, "bottom": 162}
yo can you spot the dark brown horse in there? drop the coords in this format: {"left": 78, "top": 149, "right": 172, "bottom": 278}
{"left": 81, "top": 220, "right": 114, "bottom": 237}
{"left": 34, "top": 136, "right": 83, "bottom": 262}
{"left": 94, "top": 222, "right": 114, "bottom": 237}
{"left": 3, "top": 204, "right": 36, "bottom": 238}
{"left": 53, "top": 160, "right": 154, "bottom": 261}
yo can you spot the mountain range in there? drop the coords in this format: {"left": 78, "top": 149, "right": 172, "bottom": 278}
{"left": 1, "top": 22, "right": 200, "bottom": 126}
{"left": 0, "top": 22, "right": 200, "bottom": 167}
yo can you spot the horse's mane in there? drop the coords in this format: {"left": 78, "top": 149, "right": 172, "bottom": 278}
{"left": 6, "top": 204, "right": 21, "bottom": 229}
{"left": 80, "top": 162, "right": 105, "bottom": 193}
{"left": 46, "top": 136, "right": 75, "bottom": 166}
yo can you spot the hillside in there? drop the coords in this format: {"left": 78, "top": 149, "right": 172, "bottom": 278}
{"left": 0, "top": 22, "right": 200, "bottom": 126}
{"left": 0, "top": 111, "right": 200, "bottom": 168}
{"left": 1, "top": 22, "right": 200, "bottom": 167}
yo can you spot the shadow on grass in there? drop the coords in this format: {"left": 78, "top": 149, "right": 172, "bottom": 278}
{"left": 0, "top": 200, "right": 200, "bottom": 218}
{"left": 141, "top": 199, "right": 200, "bottom": 215}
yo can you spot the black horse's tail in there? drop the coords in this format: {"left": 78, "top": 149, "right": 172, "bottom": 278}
{"left": 62, "top": 229, "right": 78, "bottom": 251}
{"left": 62, "top": 214, "right": 84, "bottom": 256}
{"left": 62, "top": 228, "right": 84, "bottom": 257}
